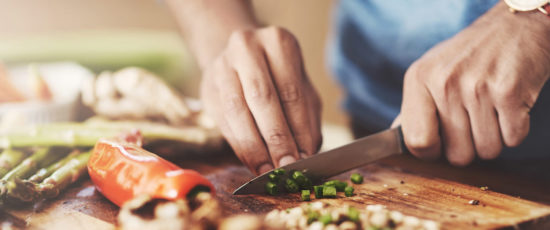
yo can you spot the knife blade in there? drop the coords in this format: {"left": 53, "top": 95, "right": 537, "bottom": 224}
{"left": 233, "top": 126, "right": 407, "bottom": 195}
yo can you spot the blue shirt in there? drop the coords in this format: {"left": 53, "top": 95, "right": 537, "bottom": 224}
{"left": 330, "top": 0, "right": 550, "bottom": 159}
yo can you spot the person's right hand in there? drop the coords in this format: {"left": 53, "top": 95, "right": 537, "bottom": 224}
{"left": 200, "top": 26, "right": 322, "bottom": 175}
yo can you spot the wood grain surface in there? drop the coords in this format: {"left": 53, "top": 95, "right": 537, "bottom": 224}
{"left": 3, "top": 153, "right": 550, "bottom": 230}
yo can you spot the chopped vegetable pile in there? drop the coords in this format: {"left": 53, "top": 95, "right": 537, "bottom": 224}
{"left": 117, "top": 192, "right": 440, "bottom": 230}
{"left": 266, "top": 169, "right": 365, "bottom": 201}
{"left": 265, "top": 202, "right": 440, "bottom": 230}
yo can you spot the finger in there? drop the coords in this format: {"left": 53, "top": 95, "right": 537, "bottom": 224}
{"left": 391, "top": 113, "right": 402, "bottom": 128}
{"left": 493, "top": 85, "right": 531, "bottom": 147}
{"left": 305, "top": 83, "right": 323, "bottom": 155}
{"left": 464, "top": 82, "right": 503, "bottom": 159}
{"left": 228, "top": 33, "right": 300, "bottom": 168}
{"left": 259, "top": 27, "right": 317, "bottom": 157}
{"left": 496, "top": 104, "right": 530, "bottom": 148}
{"left": 434, "top": 89, "right": 475, "bottom": 166}
{"left": 401, "top": 70, "right": 441, "bottom": 160}
{"left": 208, "top": 58, "right": 273, "bottom": 175}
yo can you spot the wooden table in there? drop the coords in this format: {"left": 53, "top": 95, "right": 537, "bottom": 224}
{"left": 3, "top": 152, "right": 550, "bottom": 230}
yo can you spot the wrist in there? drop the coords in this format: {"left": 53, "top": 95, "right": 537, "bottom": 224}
{"left": 166, "top": 0, "right": 260, "bottom": 69}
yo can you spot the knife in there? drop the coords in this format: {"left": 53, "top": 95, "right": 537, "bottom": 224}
{"left": 233, "top": 126, "right": 407, "bottom": 195}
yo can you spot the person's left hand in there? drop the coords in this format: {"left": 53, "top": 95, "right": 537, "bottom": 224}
{"left": 393, "top": 3, "right": 550, "bottom": 165}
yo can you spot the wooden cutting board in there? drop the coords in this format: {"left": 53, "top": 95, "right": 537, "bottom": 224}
{"left": 3, "top": 154, "right": 550, "bottom": 230}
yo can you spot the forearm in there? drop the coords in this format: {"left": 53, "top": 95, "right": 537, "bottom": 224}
{"left": 166, "top": 0, "right": 259, "bottom": 68}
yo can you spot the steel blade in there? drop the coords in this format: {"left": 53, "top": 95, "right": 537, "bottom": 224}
{"left": 233, "top": 127, "right": 405, "bottom": 195}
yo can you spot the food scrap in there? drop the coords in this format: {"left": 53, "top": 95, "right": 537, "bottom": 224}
{"left": 480, "top": 186, "right": 489, "bottom": 191}
{"left": 265, "top": 202, "right": 440, "bottom": 230}
{"left": 468, "top": 200, "right": 480, "bottom": 205}
{"left": 117, "top": 193, "right": 440, "bottom": 230}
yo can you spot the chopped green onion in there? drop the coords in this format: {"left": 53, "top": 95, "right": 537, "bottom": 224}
{"left": 345, "top": 186, "right": 355, "bottom": 197}
{"left": 313, "top": 185, "right": 324, "bottom": 199}
{"left": 322, "top": 186, "right": 337, "bottom": 198}
{"left": 285, "top": 178, "right": 300, "bottom": 193}
{"left": 301, "top": 190, "right": 311, "bottom": 201}
{"left": 307, "top": 210, "right": 320, "bottom": 224}
{"left": 274, "top": 168, "right": 286, "bottom": 176}
{"left": 265, "top": 182, "right": 278, "bottom": 196}
{"left": 348, "top": 207, "right": 359, "bottom": 222}
{"left": 319, "top": 213, "right": 332, "bottom": 225}
{"left": 301, "top": 177, "right": 313, "bottom": 189}
{"left": 292, "top": 171, "right": 307, "bottom": 186}
{"left": 350, "top": 173, "right": 364, "bottom": 184}
{"left": 268, "top": 173, "right": 280, "bottom": 183}
{"left": 324, "top": 180, "right": 347, "bottom": 192}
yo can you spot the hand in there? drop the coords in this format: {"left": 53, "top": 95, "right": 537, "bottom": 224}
{"left": 200, "top": 27, "right": 322, "bottom": 175}
{"left": 397, "top": 3, "right": 550, "bottom": 165}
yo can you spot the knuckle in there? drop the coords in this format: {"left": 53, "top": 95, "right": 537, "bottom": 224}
{"left": 265, "top": 26, "right": 294, "bottom": 42}
{"left": 224, "top": 95, "right": 247, "bottom": 113}
{"left": 267, "top": 129, "right": 290, "bottom": 146}
{"left": 279, "top": 84, "right": 302, "bottom": 103}
{"left": 433, "top": 73, "right": 458, "bottom": 102}
{"left": 248, "top": 78, "right": 273, "bottom": 102}
{"left": 494, "top": 82, "right": 519, "bottom": 107}
{"left": 228, "top": 30, "right": 255, "bottom": 46}
{"left": 463, "top": 80, "right": 488, "bottom": 107}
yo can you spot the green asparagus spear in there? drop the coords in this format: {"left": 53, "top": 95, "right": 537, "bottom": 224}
{"left": 0, "top": 121, "right": 219, "bottom": 149}
{"left": 1, "top": 148, "right": 67, "bottom": 182}
{"left": 28, "top": 150, "right": 80, "bottom": 183}
{"left": 37, "top": 151, "right": 91, "bottom": 198}
{"left": 0, "top": 149, "right": 27, "bottom": 178}
{"left": 3, "top": 179, "right": 36, "bottom": 202}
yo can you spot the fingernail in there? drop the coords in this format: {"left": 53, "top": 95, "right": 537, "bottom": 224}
{"left": 299, "top": 152, "right": 308, "bottom": 159}
{"left": 258, "top": 163, "right": 274, "bottom": 174}
{"left": 279, "top": 155, "right": 296, "bottom": 167}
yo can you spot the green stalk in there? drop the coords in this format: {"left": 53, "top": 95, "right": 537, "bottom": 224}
{"left": 1, "top": 148, "right": 67, "bottom": 182}
{"left": 28, "top": 150, "right": 80, "bottom": 183}
{"left": 0, "top": 149, "right": 27, "bottom": 178}
{"left": 0, "top": 121, "right": 218, "bottom": 149}
{"left": 37, "top": 151, "right": 91, "bottom": 199}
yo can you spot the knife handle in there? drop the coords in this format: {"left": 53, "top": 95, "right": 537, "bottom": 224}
{"left": 396, "top": 126, "right": 411, "bottom": 155}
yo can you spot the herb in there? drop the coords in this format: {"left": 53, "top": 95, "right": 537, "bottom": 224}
{"left": 324, "top": 180, "right": 347, "bottom": 192}
{"left": 344, "top": 186, "right": 355, "bottom": 197}
{"left": 301, "top": 190, "right": 311, "bottom": 201}
{"left": 307, "top": 210, "right": 320, "bottom": 224}
{"left": 292, "top": 171, "right": 307, "bottom": 186}
{"left": 350, "top": 173, "right": 363, "bottom": 184}
{"left": 273, "top": 168, "right": 286, "bottom": 176}
{"left": 268, "top": 173, "right": 279, "bottom": 183}
{"left": 348, "top": 207, "right": 359, "bottom": 222}
{"left": 265, "top": 182, "right": 278, "bottom": 195}
{"left": 313, "top": 185, "right": 324, "bottom": 199}
{"left": 319, "top": 213, "right": 332, "bottom": 225}
{"left": 285, "top": 178, "right": 300, "bottom": 193}
{"left": 322, "top": 186, "right": 337, "bottom": 198}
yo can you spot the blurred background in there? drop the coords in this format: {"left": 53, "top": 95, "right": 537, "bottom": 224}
{"left": 0, "top": 0, "right": 352, "bottom": 145}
